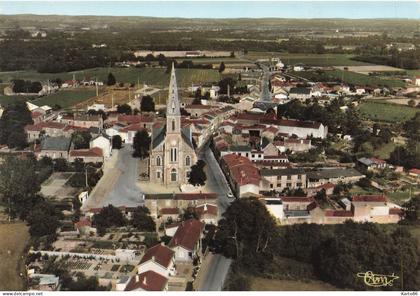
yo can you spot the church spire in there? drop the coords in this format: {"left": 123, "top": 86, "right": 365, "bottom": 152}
{"left": 167, "top": 63, "right": 181, "bottom": 117}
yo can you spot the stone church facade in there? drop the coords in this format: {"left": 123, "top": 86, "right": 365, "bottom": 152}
{"left": 149, "top": 64, "right": 197, "bottom": 186}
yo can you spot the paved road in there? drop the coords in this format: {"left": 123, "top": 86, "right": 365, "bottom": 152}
{"left": 197, "top": 145, "right": 233, "bottom": 291}
{"left": 103, "top": 145, "right": 144, "bottom": 207}
{"left": 84, "top": 145, "right": 144, "bottom": 209}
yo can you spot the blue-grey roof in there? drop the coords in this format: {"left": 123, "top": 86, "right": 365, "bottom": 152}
{"left": 152, "top": 126, "right": 165, "bottom": 149}
{"left": 40, "top": 136, "right": 71, "bottom": 151}
{"left": 151, "top": 125, "right": 194, "bottom": 150}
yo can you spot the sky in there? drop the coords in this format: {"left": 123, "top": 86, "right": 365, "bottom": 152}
{"left": 0, "top": 1, "right": 419, "bottom": 19}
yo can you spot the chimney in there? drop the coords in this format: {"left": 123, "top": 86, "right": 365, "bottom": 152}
{"left": 143, "top": 276, "right": 147, "bottom": 285}
{"left": 152, "top": 255, "right": 155, "bottom": 261}
{"left": 135, "top": 274, "right": 139, "bottom": 282}
{"left": 161, "top": 241, "right": 165, "bottom": 246}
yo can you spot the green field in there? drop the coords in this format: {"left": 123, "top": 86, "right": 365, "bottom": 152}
{"left": 359, "top": 100, "right": 418, "bottom": 123}
{"left": 245, "top": 52, "right": 370, "bottom": 66}
{"left": 0, "top": 89, "right": 96, "bottom": 109}
{"left": 33, "top": 89, "right": 96, "bottom": 109}
{"left": 292, "top": 69, "right": 404, "bottom": 88}
{"left": 373, "top": 142, "right": 397, "bottom": 159}
{"left": 0, "top": 67, "right": 221, "bottom": 87}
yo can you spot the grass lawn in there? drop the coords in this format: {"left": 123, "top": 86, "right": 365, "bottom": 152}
{"left": 0, "top": 95, "right": 35, "bottom": 106}
{"left": 251, "top": 277, "right": 340, "bottom": 291}
{"left": 32, "top": 89, "right": 96, "bottom": 109}
{"left": 0, "top": 222, "right": 29, "bottom": 290}
{"left": 359, "top": 100, "right": 418, "bottom": 123}
{"left": 0, "top": 67, "right": 221, "bottom": 88}
{"left": 350, "top": 185, "right": 381, "bottom": 196}
{"left": 245, "top": 52, "right": 371, "bottom": 66}
{"left": 388, "top": 190, "right": 412, "bottom": 205}
{"left": 373, "top": 142, "right": 397, "bottom": 159}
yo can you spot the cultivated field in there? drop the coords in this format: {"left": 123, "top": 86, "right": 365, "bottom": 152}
{"left": 0, "top": 67, "right": 221, "bottom": 88}
{"left": 335, "top": 65, "right": 405, "bottom": 74}
{"left": 359, "top": 100, "right": 418, "bottom": 123}
{"left": 0, "top": 222, "right": 29, "bottom": 291}
{"left": 245, "top": 52, "right": 371, "bottom": 66}
{"left": 34, "top": 89, "right": 97, "bottom": 109}
{"left": 251, "top": 277, "right": 340, "bottom": 291}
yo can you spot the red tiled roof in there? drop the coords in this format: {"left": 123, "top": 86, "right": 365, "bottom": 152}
{"left": 173, "top": 193, "right": 217, "bottom": 201}
{"left": 261, "top": 118, "right": 321, "bottom": 129}
{"left": 159, "top": 208, "right": 180, "bottom": 215}
{"left": 118, "top": 114, "right": 154, "bottom": 124}
{"left": 125, "top": 271, "right": 168, "bottom": 291}
{"left": 222, "top": 153, "right": 260, "bottom": 186}
{"left": 74, "top": 218, "right": 92, "bottom": 229}
{"left": 282, "top": 196, "right": 313, "bottom": 203}
{"left": 371, "top": 157, "right": 386, "bottom": 164}
{"left": 140, "top": 244, "right": 174, "bottom": 269}
{"left": 352, "top": 195, "right": 387, "bottom": 203}
{"left": 185, "top": 104, "right": 212, "bottom": 109}
{"left": 168, "top": 219, "right": 204, "bottom": 251}
{"left": 69, "top": 147, "right": 103, "bottom": 158}
{"left": 389, "top": 208, "right": 403, "bottom": 216}
{"left": 409, "top": 168, "right": 420, "bottom": 175}
{"left": 31, "top": 111, "right": 43, "bottom": 119}
{"left": 316, "top": 182, "right": 335, "bottom": 190}
{"left": 120, "top": 123, "right": 147, "bottom": 133}
{"left": 195, "top": 204, "right": 218, "bottom": 217}
{"left": 325, "top": 210, "right": 354, "bottom": 217}
{"left": 25, "top": 122, "right": 66, "bottom": 131}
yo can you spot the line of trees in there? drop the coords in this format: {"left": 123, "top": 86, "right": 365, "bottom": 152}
{"left": 216, "top": 198, "right": 420, "bottom": 291}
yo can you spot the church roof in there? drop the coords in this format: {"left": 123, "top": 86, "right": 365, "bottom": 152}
{"left": 151, "top": 125, "right": 194, "bottom": 149}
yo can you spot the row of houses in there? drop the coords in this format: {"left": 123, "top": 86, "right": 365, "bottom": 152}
{"left": 220, "top": 153, "right": 365, "bottom": 197}
{"left": 263, "top": 194, "right": 402, "bottom": 225}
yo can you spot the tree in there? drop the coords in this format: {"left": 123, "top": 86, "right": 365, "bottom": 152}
{"left": 93, "top": 205, "right": 126, "bottom": 236}
{"left": 140, "top": 95, "right": 155, "bottom": 112}
{"left": 219, "top": 62, "right": 226, "bottom": 73}
{"left": 116, "top": 103, "right": 132, "bottom": 115}
{"left": 107, "top": 72, "right": 116, "bottom": 86}
{"left": 112, "top": 135, "right": 122, "bottom": 149}
{"left": 0, "top": 156, "right": 40, "bottom": 219}
{"left": 218, "top": 77, "right": 236, "bottom": 94}
{"left": 131, "top": 206, "right": 156, "bottom": 232}
{"left": 214, "top": 198, "right": 277, "bottom": 262}
{"left": 188, "top": 160, "right": 207, "bottom": 186}
{"left": 66, "top": 274, "right": 108, "bottom": 291}
{"left": 402, "top": 196, "right": 420, "bottom": 224}
{"left": 72, "top": 131, "right": 92, "bottom": 149}
{"left": 27, "top": 201, "right": 62, "bottom": 238}
{"left": 132, "top": 130, "right": 151, "bottom": 159}
{"left": 408, "top": 99, "right": 416, "bottom": 107}
{"left": 0, "top": 102, "right": 33, "bottom": 148}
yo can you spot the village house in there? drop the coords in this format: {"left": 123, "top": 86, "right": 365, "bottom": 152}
{"left": 306, "top": 168, "right": 364, "bottom": 187}
{"left": 125, "top": 271, "right": 169, "bottom": 291}
{"left": 144, "top": 193, "right": 217, "bottom": 219}
{"left": 221, "top": 153, "right": 261, "bottom": 198}
{"left": 168, "top": 219, "right": 204, "bottom": 263}
{"left": 137, "top": 243, "right": 176, "bottom": 277}
{"left": 61, "top": 114, "right": 103, "bottom": 129}
{"left": 90, "top": 134, "right": 112, "bottom": 158}
{"left": 68, "top": 147, "right": 104, "bottom": 163}
{"left": 351, "top": 195, "right": 402, "bottom": 223}
{"left": 25, "top": 121, "right": 67, "bottom": 142}
{"left": 358, "top": 157, "right": 389, "bottom": 171}
{"left": 194, "top": 203, "right": 219, "bottom": 225}
{"left": 260, "top": 168, "right": 306, "bottom": 191}
{"left": 288, "top": 87, "right": 312, "bottom": 101}
{"left": 37, "top": 136, "right": 72, "bottom": 159}
{"left": 185, "top": 104, "right": 213, "bottom": 118}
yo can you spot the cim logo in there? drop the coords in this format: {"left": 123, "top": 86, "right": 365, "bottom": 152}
{"left": 357, "top": 271, "right": 399, "bottom": 288}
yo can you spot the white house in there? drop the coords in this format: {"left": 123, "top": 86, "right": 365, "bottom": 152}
{"left": 168, "top": 219, "right": 204, "bottom": 262}
{"left": 90, "top": 134, "right": 111, "bottom": 158}
{"left": 138, "top": 244, "right": 176, "bottom": 277}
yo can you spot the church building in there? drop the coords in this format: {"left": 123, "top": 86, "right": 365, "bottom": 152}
{"left": 149, "top": 64, "right": 197, "bottom": 186}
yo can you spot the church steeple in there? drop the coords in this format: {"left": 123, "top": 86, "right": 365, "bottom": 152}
{"left": 167, "top": 63, "right": 181, "bottom": 133}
